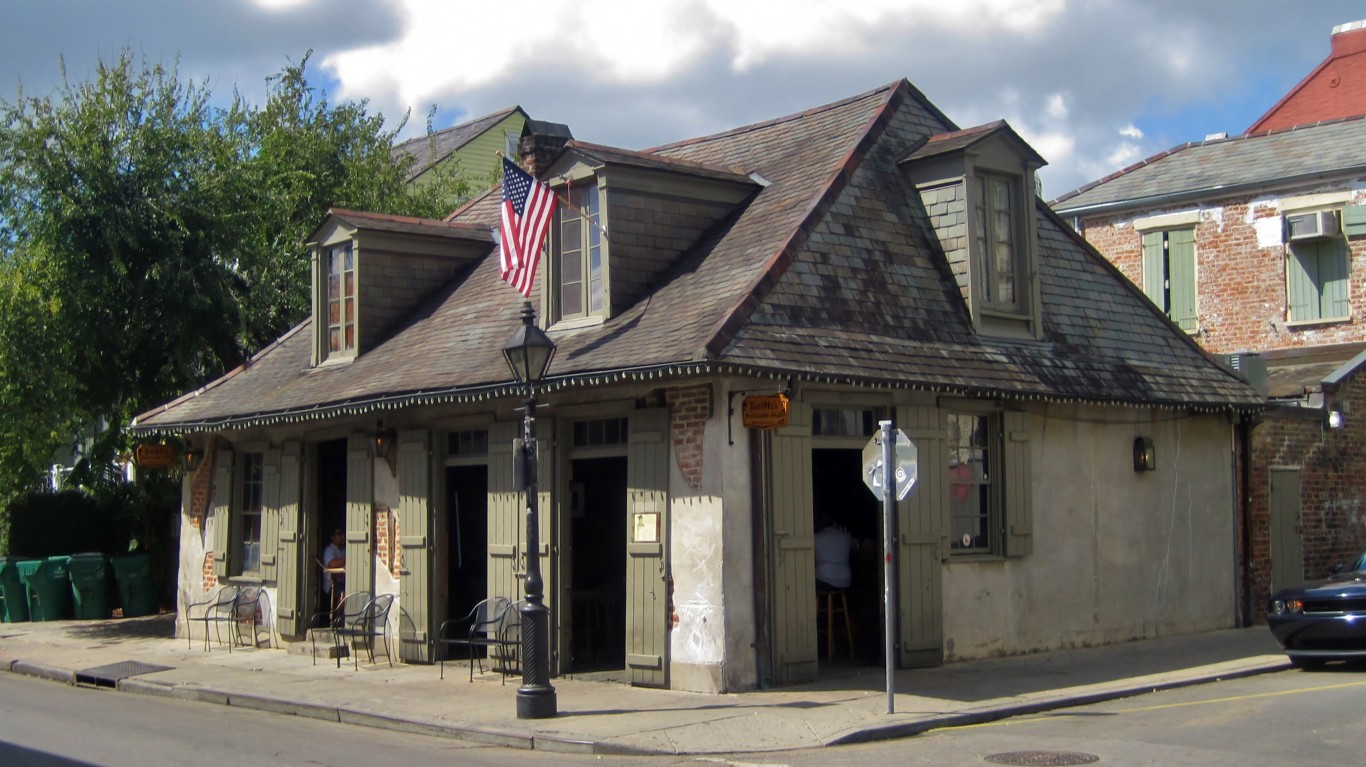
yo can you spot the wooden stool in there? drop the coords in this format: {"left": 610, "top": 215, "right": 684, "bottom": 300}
{"left": 817, "top": 590, "right": 855, "bottom": 660}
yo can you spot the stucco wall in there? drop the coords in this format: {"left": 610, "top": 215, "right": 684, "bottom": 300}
{"left": 942, "top": 405, "right": 1237, "bottom": 660}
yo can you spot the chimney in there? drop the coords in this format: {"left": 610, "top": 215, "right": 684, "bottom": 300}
{"left": 518, "top": 120, "right": 573, "bottom": 178}
{"left": 1331, "top": 19, "right": 1366, "bottom": 58}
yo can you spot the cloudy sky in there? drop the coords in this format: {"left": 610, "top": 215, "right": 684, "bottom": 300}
{"left": 2, "top": 0, "right": 1362, "bottom": 198}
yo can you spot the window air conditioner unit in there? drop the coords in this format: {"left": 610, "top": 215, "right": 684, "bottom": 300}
{"left": 1285, "top": 210, "right": 1339, "bottom": 241}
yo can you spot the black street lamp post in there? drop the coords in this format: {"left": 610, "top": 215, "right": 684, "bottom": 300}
{"left": 502, "top": 300, "right": 558, "bottom": 719}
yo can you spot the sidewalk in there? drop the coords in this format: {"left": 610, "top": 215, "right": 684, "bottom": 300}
{"left": 0, "top": 616, "right": 1288, "bottom": 755}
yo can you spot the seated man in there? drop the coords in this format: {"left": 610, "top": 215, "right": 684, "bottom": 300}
{"left": 814, "top": 513, "right": 852, "bottom": 591}
{"left": 322, "top": 528, "right": 346, "bottom": 605}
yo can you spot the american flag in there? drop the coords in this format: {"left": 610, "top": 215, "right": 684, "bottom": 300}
{"left": 499, "top": 157, "right": 556, "bottom": 297}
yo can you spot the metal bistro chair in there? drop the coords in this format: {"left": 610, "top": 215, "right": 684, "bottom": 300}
{"left": 185, "top": 585, "right": 241, "bottom": 652}
{"left": 331, "top": 593, "right": 395, "bottom": 670}
{"left": 439, "top": 597, "right": 521, "bottom": 682}
{"left": 310, "top": 590, "right": 369, "bottom": 666}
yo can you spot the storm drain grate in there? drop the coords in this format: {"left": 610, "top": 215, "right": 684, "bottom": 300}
{"left": 985, "top": 752, "right": 1100, "bottom": 766}
{"left": 75, "top": 660, "right": 173, "bottom": 688}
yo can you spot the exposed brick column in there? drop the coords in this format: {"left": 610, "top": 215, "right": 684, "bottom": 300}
{"left": 666, "top": 384, "right": 711, "bottom": 491}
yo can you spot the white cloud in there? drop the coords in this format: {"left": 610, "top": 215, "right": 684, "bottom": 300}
{"left": 1120, "top": 124, "right": 1143, "bottom": 139}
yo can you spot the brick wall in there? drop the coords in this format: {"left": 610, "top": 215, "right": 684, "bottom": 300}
{"left": 374, "top": 504, "right": 402, "bottom": 579}
{"left": 1247, "top": 373, "right": 1366, "bottom": 620}
{"left": 190, "top": 440, "right": 220, "bottom": 592}
{"left": 1079, "top": 192, "right": 1366, "bottom": 354}
{"left": 666, "top": 384, "right": 710, "bottom": 491}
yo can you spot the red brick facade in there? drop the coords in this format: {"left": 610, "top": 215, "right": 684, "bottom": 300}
{"left": 666, "top": 384, "right": 710, "bottom": 491}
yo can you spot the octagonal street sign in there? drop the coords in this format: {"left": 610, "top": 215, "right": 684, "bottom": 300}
{"left": 862, "top": 428, "right": 918, "bottom": 502}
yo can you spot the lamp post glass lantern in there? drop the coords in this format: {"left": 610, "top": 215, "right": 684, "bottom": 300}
{"left": 502, "top": 301, "right": 557, "bottom": 719}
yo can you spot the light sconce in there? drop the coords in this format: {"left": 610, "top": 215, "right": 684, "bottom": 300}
{"left": 374, "top": 429, "right": 398, "bottom": 461}
{"left": 1133, "top": 436, "right": 1156, "bottom": 472}
{"left": 183, "top": 442, "right": 203, "bottom": 473}
{"left": 1328, "top": 409, "right": 1345, "bottom": 430}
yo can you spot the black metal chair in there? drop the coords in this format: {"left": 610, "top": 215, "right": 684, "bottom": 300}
{"left": 438, "top": 597, "right": 521, "bottom": 682}
{"left": 237, "top": 585, "right": 271, "bottom": 649}
{"left": 310, "top": 590, "right": 370, "bottom": 666}
{"left": 331, "top": 592, "right": 395, "bottom": 670}
{"left": 185, "top": 585, "right": 241, "bottom": 652}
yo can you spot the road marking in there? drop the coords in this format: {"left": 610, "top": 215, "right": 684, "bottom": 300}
{"left": 1111, "top": 678, "right": 1366, "bottom": 713}
{"left": 695, "top": 758, "right": 789, "bottom": 767}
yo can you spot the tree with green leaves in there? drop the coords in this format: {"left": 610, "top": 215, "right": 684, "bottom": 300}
{"left": 0, "top": 50, "right": 474, "bottom": 513}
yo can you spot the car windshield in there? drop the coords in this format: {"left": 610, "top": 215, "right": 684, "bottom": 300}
{"left": 1354, "top": 548, "right": 1366, "bottom": 573}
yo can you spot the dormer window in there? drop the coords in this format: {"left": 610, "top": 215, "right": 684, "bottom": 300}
{"left": 551, "top": 180, "right": 605, "bottom": 323}
{"left": 326, "top": 242, "right": 357, "bottom": 358}
{"left": 973, "top": 173, "right": 1022, "bottom": 311}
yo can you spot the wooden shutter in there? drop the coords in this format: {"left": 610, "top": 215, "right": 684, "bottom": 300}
{"left": 1322, "top": 239, "right": 1350, "bottom": 318}
{"left": 1003, "top": 411, "right": 1033, "bottom": 558}
{"left": 1141, "top": 230, "right": 1165, "bottom": 306}
{"left": 626, "top": 408, "right": 669, "bottom": 688}
{"left": 345, "top": 434, "right": 373, "bottom": 598}
{"left": 275, "top": 442, "right": 303, "bottom": 635}
{"left": 898, "top": 404, "right": 946, "bottom": 668}
{"left": 1287, "top": 244, "right": 1318, "bottom": 321}
{"left": 210, "top": 449, "right": 234, "bottom": 578}
{"left": 487, "top": 421, "right": 521, "bottom": 607}
{"left": 260, "top": 448, "right": 281, "bottom": 583}
{"left": 1167, "top": 229, "right": 1198, "bottom": 332}
{"left": 398, "top": 430, "right": 432, "bottom": 662}
{"left": 768, "top": 402, "right": 817, "bottom": 684}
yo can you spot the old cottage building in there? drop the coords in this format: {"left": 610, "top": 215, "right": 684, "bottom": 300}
{"left": 135, "top": 80, "right": 1259, "bottom": 692}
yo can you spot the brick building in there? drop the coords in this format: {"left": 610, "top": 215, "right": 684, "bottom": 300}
{"left": 1052, "top": 20, "right": 1366, "bottom": 622}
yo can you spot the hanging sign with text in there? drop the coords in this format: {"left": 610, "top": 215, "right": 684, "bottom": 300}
{"left": 742, "top": 393, "right": 790, "bottom": 429}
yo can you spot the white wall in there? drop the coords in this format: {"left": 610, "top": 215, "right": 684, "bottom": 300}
{"left": 942, "top": 405, "right": 1237, "bottom": 660}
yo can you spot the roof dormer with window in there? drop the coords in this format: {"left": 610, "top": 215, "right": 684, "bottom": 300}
{"left": 538, "top": 143, "right": 759, "bottom": 328}
{"left": 306, "top": 209, "right": 494, "bottom": 366}
{"left": 900, "top": 121, "right": 1047, "bottom": 340}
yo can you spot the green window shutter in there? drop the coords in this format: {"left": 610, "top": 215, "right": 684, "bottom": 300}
{"left": 1002, "top": 412, "right": 1032, "bottom": 558}
{"left": 397, "top": 430, "right": 431, "bottom": 662}
{"left": 346, "top": 434, "right": 373, "bottom": 597}
{"left": 1141, "top": 231, "right": 1165, "bottom": 307}
{"left": 1287, "top": 244, "right": 1319, "bottom": 321}
{"left": 211, "top": 449, "right": 234, "bottom": 578}
{"left": 260, "top": 448, "right": 281, "bottom": 583}
{"left": 1166, "top": 229, "right": 1198, "bottom": 331}
{"left": 1321, "top": 239, "right": 1350, "bottom": 318}
{"left": 275, "top": 442, "right": 302, "bottom": 635}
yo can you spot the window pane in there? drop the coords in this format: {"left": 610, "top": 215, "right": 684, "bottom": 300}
{"left": 948, "top": 413, "right": 992, "bottom": 553}
{"left": 328, "top": 274, "right": 340, "bottom": 301}
{"left": 329, "top": 328, "right": 340, "bottom": 352}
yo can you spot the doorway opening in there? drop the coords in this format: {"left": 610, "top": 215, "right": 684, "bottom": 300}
{"left": 568, "top": 456, "right": 627, "bottom": 672}
{"left": 314, "top": 439, "right": 348, "bottom": 620}
{"left": 812, "top": 447, "right": 881, "bottom": 667}
{"left": 446, "top": 465, "right": 489, "bottom": 626}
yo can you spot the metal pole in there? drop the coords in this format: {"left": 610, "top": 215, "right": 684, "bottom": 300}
{"left": 517, "top": 394, "right": 557, "bottom": 719}
{"left": 880, "top": 419, "right": 896, "bottom": 714}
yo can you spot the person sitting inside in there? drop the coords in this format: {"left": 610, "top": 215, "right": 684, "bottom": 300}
{"left": 814, "top": 513, "right": 852, "bottom": 591}
{"left": 322, "top": 528, "right": 346, "bottom": 604}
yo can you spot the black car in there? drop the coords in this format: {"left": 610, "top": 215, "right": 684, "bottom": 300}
{"left": 1268, "top": 547, "right": 1366, "bottom": 668}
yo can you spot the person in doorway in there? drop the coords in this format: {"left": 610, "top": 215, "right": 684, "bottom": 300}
{"left": 322, "top": 528, "right": 346, "bottom": 603}
{"left": 814, "top": 513, "right": 853, "bottom": 591}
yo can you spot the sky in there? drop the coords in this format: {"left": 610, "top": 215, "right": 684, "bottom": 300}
{"left": 2, "top": 0, "right": 1363, "bottom": 199}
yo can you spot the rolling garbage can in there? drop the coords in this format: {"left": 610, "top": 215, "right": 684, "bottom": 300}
{"left": 23, "top": 556, "right": 73, "bottom": 621}
{"left": 110, "top": 552, "right": 157, "bottom": 618}
{"left": 0, "top": 557, "right": 30, "bottom": 622}
{"left": 68, "top": 553, "right": 112, "bottom": 620}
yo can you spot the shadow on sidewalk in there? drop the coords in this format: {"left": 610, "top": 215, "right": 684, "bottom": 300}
{"left": 60, "top": 614, "right": 176, "bottom": 642}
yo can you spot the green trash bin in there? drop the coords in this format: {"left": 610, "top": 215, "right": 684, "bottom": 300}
{"left": 22, "top": 556, "right": 73, "bottom": 621}
{"left": 0, "top": 557, "right": 30, "bottom": 622}
{"left": 69, "top": 553, "right": 112, "bottom": 620}
{"left": 110, "top": 552, "right": 157, "bottom": 618}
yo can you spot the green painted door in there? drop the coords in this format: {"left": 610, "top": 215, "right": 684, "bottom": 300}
{"left": 1270, "top": 468, "right": 1304, "bottom": 591}
{"left": 626, "top": 409, "right": 669, "bottom": 687}
{"left": 769, "top": 403, "right": 817, "bottom": 684}
{"left": 275, "top": 442, "right": 303, "bottom": 635}
{"left": 897, "top": 404, "right": 946, "bottom": 668}
{"left": 345, "top": 434, "right": 373, "bottom": 599}
{"left": 398, "top": 430, "right": 432, "bottom": 662}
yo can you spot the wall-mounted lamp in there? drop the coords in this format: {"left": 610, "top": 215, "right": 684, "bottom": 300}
{"left": 1133, "top": 436, "right": 1156, "bottom": 472}
{"left": 1328, "top": 409, "right": 1345, "bottom": 430}
{"left": 183, "top": 443, "right": 203, "bottom": 473}
{"left": 374, "top": 429, "right": 398, "bottom": 461}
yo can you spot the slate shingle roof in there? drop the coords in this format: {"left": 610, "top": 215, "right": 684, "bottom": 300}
{"left": 135, "top": 81, "right": 1259, "bottom": 432}
{"left": 1052, "top": 116, "right": 1366, "bottom": 214}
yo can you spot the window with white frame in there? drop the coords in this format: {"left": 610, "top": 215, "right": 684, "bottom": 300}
{"left": 325, "top": 242, "right": 356, "bottom": 358}
{"left": 553, "top": 182, "right": 604, "bottom": 321}
{"left": 1141, "top": 228, "right": 1198, "bottom": 331}
{"left": 237, "top": 452, "right": 264, "bottom": 574}
{"left": 1287, "top": 235, "right": 1349, "bottom": 323}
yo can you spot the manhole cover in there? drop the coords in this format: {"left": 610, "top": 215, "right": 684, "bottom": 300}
{"left": 75, "top": 660, "right": 173, "bottom": 688}
{"left": 985, "top": 752, "right": 1100, "bottom": 766}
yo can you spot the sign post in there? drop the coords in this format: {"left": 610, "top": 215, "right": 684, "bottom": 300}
{"left": 862, "top": 422, "right": 918, "bottom": 714}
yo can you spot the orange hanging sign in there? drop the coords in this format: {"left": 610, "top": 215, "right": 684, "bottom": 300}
{"left": 742, "top": 393, "right": 790, "bottom": 430}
